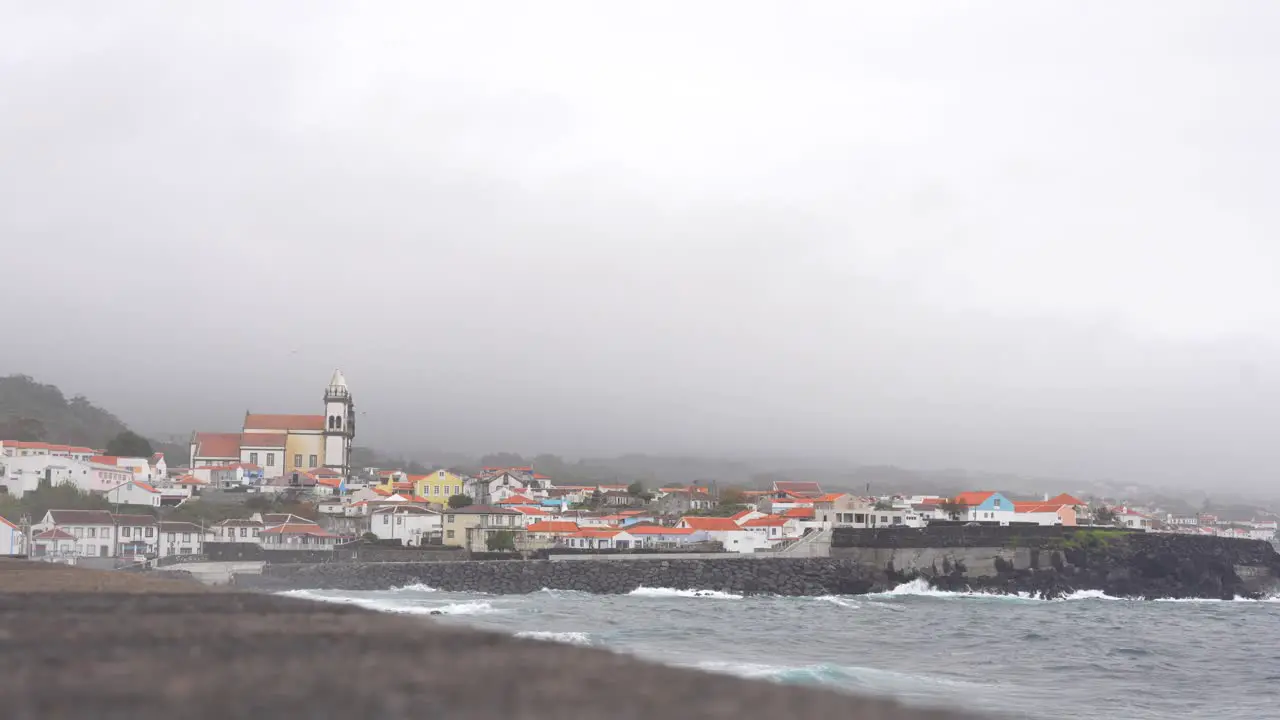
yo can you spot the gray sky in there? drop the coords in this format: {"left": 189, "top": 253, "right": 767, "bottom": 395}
{"left": 2, "top": 1, "right": 1279, "bottom": 487}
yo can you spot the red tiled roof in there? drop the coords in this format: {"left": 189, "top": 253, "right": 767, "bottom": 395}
{"left": 568, "top": 528, "right": 622, "bottom": 538}
{"left": 172, "top": 475, "right": 206, "bottom": 485}
{"left": 812, "top": 493, "right": 848, "bottom": 503}
{"left": 512, "top": 507, "right": 549, "bottom": 516}
{"left": 243, "top": 414, "right": 325, "bottom": 431}
{"left": 1047, "top": 493, "right": 1086, "bottom": 507}
{"left": 626, "top": 525, "right": 695, "bottom": 535}
{"left": 773, "top": 481, "right": 823, "bottom": 496}
{"left": 90, "top": 456, "right": 119, "bottom": 465}
{"left": 743, "top": 516, "right": 790, "bottom": 527}
{"left": 526, "top": 521, "right": 579, "bottom": 533}
{"left": 194, "top": 432, "right": 241, "bottom": 459}
{"left": 497, "top": 494, "right": 536, "bottom": 505}
{"left": 240, "top": 432, "right": 287, "bottom": 448}
{"left": 1014, "top": 501, "right": 1068, "bottom": 514}
{"left": 784, "top": 507, "right": 815, "bottom": 519}
{"left": 680, "top": 517, "right": 741, "bottom": 531}
{"left": 35, "top": 528, "right": 75, "bottom": 540}
{"left": 132, "top": 481, "right": 159, "bottom": 493}
{"left": 316, "top": 477, "right": 343, "bottom": 487}
{"left": 0, "top": 516, "right": 18, "bottom": 530}
{"left": 953, "top": 491, "right": 995, "bottom": 507}
{"left": 391, "top": 482, "right": 414, "bottom": 490}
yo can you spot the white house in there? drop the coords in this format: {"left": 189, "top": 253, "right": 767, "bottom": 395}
{"left": 560, "top": 528, "right": 636, "bottom": 550}
{"left": 1, "top": 516, "right": 25, "bottom": 556}
{"left": 0, "top": 455, "right": 94, "bottom": 498}
{"left": 369, "top": 506, "right": 440, "bottom": 546}
{"left": 674, "top": 516, "right": 769, "bottom": 553}
{"left": 260, "top": 522, "right": 342, "bottom": 550}
{"left": 113, "top": 514, "right": 157, "bottom": 557}
{"left": 105, "top": 480, "right": 163, "bottom": 508}
{"left": 157, "top": 521, "right": 207, "bottom": 557}
{"left": 209, "top": 518, "right": 264, "bottom": 544}
{"left": 33, "top": 509, "right": 117, "bottom": 558}
{"left": 1117, "top": 508, "right": 1152, "bottom": 532}
{"left": 625, "top": 525, "right": 715, "bottom": 549}
{"left": 207, "top": 463, "right": 264, "bottom": 488}
{"left": 740, "top": 515, "right": 802, "bottom": 543}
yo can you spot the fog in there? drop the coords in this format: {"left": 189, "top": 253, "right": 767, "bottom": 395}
{"left": 2, "top": 1, "right": 1278, "bottom": 488}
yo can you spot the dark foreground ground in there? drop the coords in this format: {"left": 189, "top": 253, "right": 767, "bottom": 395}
{"left": 0, "top": 560, "right": 982, "bottom": 720}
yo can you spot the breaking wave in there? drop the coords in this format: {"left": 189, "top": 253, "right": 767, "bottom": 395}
{"left": 627, "top": 587, "right": 744, "bottom": 600}
{"left": 390, "top": 583, "right": 438, "bottom": 593}
{"left": 691, "top": 660, "right": 984, "bottom": 698}
{"left": 278, "top": 590, "right": 498, "bottom": 616}
{"left": 515, "top": 631, "right": 593, "bottom": 645}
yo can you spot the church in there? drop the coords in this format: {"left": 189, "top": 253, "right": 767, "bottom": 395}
{"left": 189, "top": 370, "right": 355, "bottom": 479}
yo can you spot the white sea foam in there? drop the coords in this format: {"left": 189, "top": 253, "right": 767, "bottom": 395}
{"left": 868, "top": 579, "right": 1132, "bottom": 602}
{"left": 390, "top": 583, "right": 438, "bottom": 593}
{"left": 627, "top": 587, "right": 743, "bottom": 600}
{"left": 690, "top": 659, "right": 983, "bottom": 697}
{"left": 515, "top": 631, "right": 592, "bottom": 645}
{"left": 812, "top": 595, "right": 860, "bottom": 608}
{"left": 277, "top": 590, "right": 498, "bottom": 616}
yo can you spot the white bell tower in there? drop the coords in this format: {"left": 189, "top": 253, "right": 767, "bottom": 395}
{"left": 323, "top": 369, "right": 354, "bottom": 477}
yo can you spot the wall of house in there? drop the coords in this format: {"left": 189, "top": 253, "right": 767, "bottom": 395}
{"left": 285, "top": 433, "right": 324, "bottom": 475}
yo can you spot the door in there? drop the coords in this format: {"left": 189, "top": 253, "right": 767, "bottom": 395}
{"left": 100, "top": 545, "right": 109, "bottom": 557}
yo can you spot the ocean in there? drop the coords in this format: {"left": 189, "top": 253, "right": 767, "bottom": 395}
{"left": 282, "top": 581, "right": 1280, "bottom": 719}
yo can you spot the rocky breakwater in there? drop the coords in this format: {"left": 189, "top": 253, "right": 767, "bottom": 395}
{"left": 234, "top": 557, "right": 883, "bottom": 595}
{"left": 854, "top": 529, "right": 1280, "bottom": 600}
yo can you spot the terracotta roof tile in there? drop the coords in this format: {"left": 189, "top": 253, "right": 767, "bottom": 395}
{"left": 194, "top": 432, "right": 241, "bottom": 459}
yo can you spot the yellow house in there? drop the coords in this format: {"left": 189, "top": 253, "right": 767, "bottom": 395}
{"left": 413, "top": 470, "right": 469, "bottom": 505}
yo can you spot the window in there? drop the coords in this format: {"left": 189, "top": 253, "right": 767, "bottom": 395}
{"left": 880, "top": 516, "right": 889, "bottom": 523}
{"left": 294, "top": 454, "right": 302, "bottom": 467}
{"left": 446, "top": 530, "right": 455, "bottom": 539}
{"left": 438, "top": 470, "right": 445, "bottom": 478}
{"left": 335, "top": 416, "right": 342, "bottom": 429}
{"left": 433, "top": 485, "right": 440, "bottom": 495}
{"left": 239, "top": 527, "right": 248, "bottom": 537}
{"left": 396, "top": 516, "right": 403, "bottom": 525}
{"left": 87, "top": 528, "right": 96, "bottom": 538}
{"left": 309, "top": 455, "right": 317, "bottom": 467}
{"left": 447, "top": 515, "right": 455, "bottom": 523}
{"left": 180, "top": 547, "right": 192, "bottom": 555}
{"left": 73, "top": 527, "right": 83, "bottom": 538}
{"left": 382, "top": 515, "right": 389, "bottom": 525}
{"left": 183, "top": 533, "right": 191, "bottom": 542}
{"left": 252, "top": 529, "right": 260, "bottom": 537}
{"left": 250, "top": 452, "right": 258, "bottom": 465}
{"left": 145, "top": 527, "right": 154, "bottom": 538}
{"left": 994, "top": 499, "right": 1002, "bottom": 509}
{"left": 122, "top": 527, "right": 131, "bottom": 538}
{"left": 266, "top": 453, "right": 275, "bottom": 467}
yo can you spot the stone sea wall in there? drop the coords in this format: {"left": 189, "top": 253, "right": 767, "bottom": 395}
{"left": 833, "top": 528, "right": 1280, "bottom": 599}
{"left": 234, "top": 557, "right": 882, "bottom": 595}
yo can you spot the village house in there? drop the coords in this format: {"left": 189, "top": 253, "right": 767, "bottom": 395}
{"left": 652, "top": 489, "right": 715, "bottom": 516}
{"left": 624, "top": 525, "right": 708, "bottom": 549}
{"left": 440, "top": 505, "right": 522, "bottom": 550}
{"left": 157, "top": 521, "right": 207, "bottom": 557}
{"left": 370, "top": 505, "right": 440, "bottom": 546}
{"left": 209, "top": 518, "right": 264, "bottom": 544}
{"left": 740, "top": 515, "right": 801, "bottom": 544}
{"left": 32, "top": 510, "right": 117, "bottom": 558}
{"left": 261, "top": 522, "right": 342, "bottom": 549}
{"left": 411, "top": 469, "right": 470, "bottom": 506}
{"left": 1, "top": 516, "right": 25, "bottom": 556}
{"left": 113, "top": 514, "right": 157, "bottom": 557}
{"left": 952, "top": 491, "right": 1017, "bottom": 525}
{"left": 105, "top": 480, "right": 163, "bottom": 508}
{"left": 1013, "top": 501, "right": 1078, "bottom": 526}
{"left": 207, "top": 463, "right": 264, "bottom": 489}
{"left": 771, "top": 480, "right": 824, "bottom": 499}
{"left": 0, "top": 454, "right": 95, "bottom": 498}
{"left": 1116, "top": 508, "right": 1153, "bottom": 532}
{"left": 524, "top": 520, "right": 580, "bottom": 547}
{"left": 560, "top": 528, "right": 636, "bottom": 550}
{"left": 0, "top": 441, "right": 98, "bottom": 460}
{"left": 812, "top": 493, "right": 874, "bottom": 528}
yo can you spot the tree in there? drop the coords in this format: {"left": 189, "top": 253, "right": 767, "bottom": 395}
{"left": 937, "top": 499, "right": 969, "bottom": 521}
{"left": 1093, "top": 506, "right": 1119, "bottom": 526}
{"left": 873, "top": 500, "right": 894, "bottom": 511}
{"left": 588, "top": 489, "right": 603, "bottom": 509}
{"left": 447, "top": 494, "right": 473, "bottom": 509}
{"left": 717, "top": 487, "right": 746, "bottom": 507}
{"left": 486, "top": 530, "right": 516, "bottom": 552}
{"left": 627, "top": 481, "right": 645, "bottom": 496}
{"left": 106, "top": 431, "right": 153, "bottom": 458}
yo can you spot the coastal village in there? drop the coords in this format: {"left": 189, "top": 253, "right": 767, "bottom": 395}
{"left": 1, "top": 372, "right": 1276, "bottom": 564}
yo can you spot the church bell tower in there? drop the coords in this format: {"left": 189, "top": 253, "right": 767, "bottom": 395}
{"left": 323, "top": 369, "right": 355, "bottom": 477}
